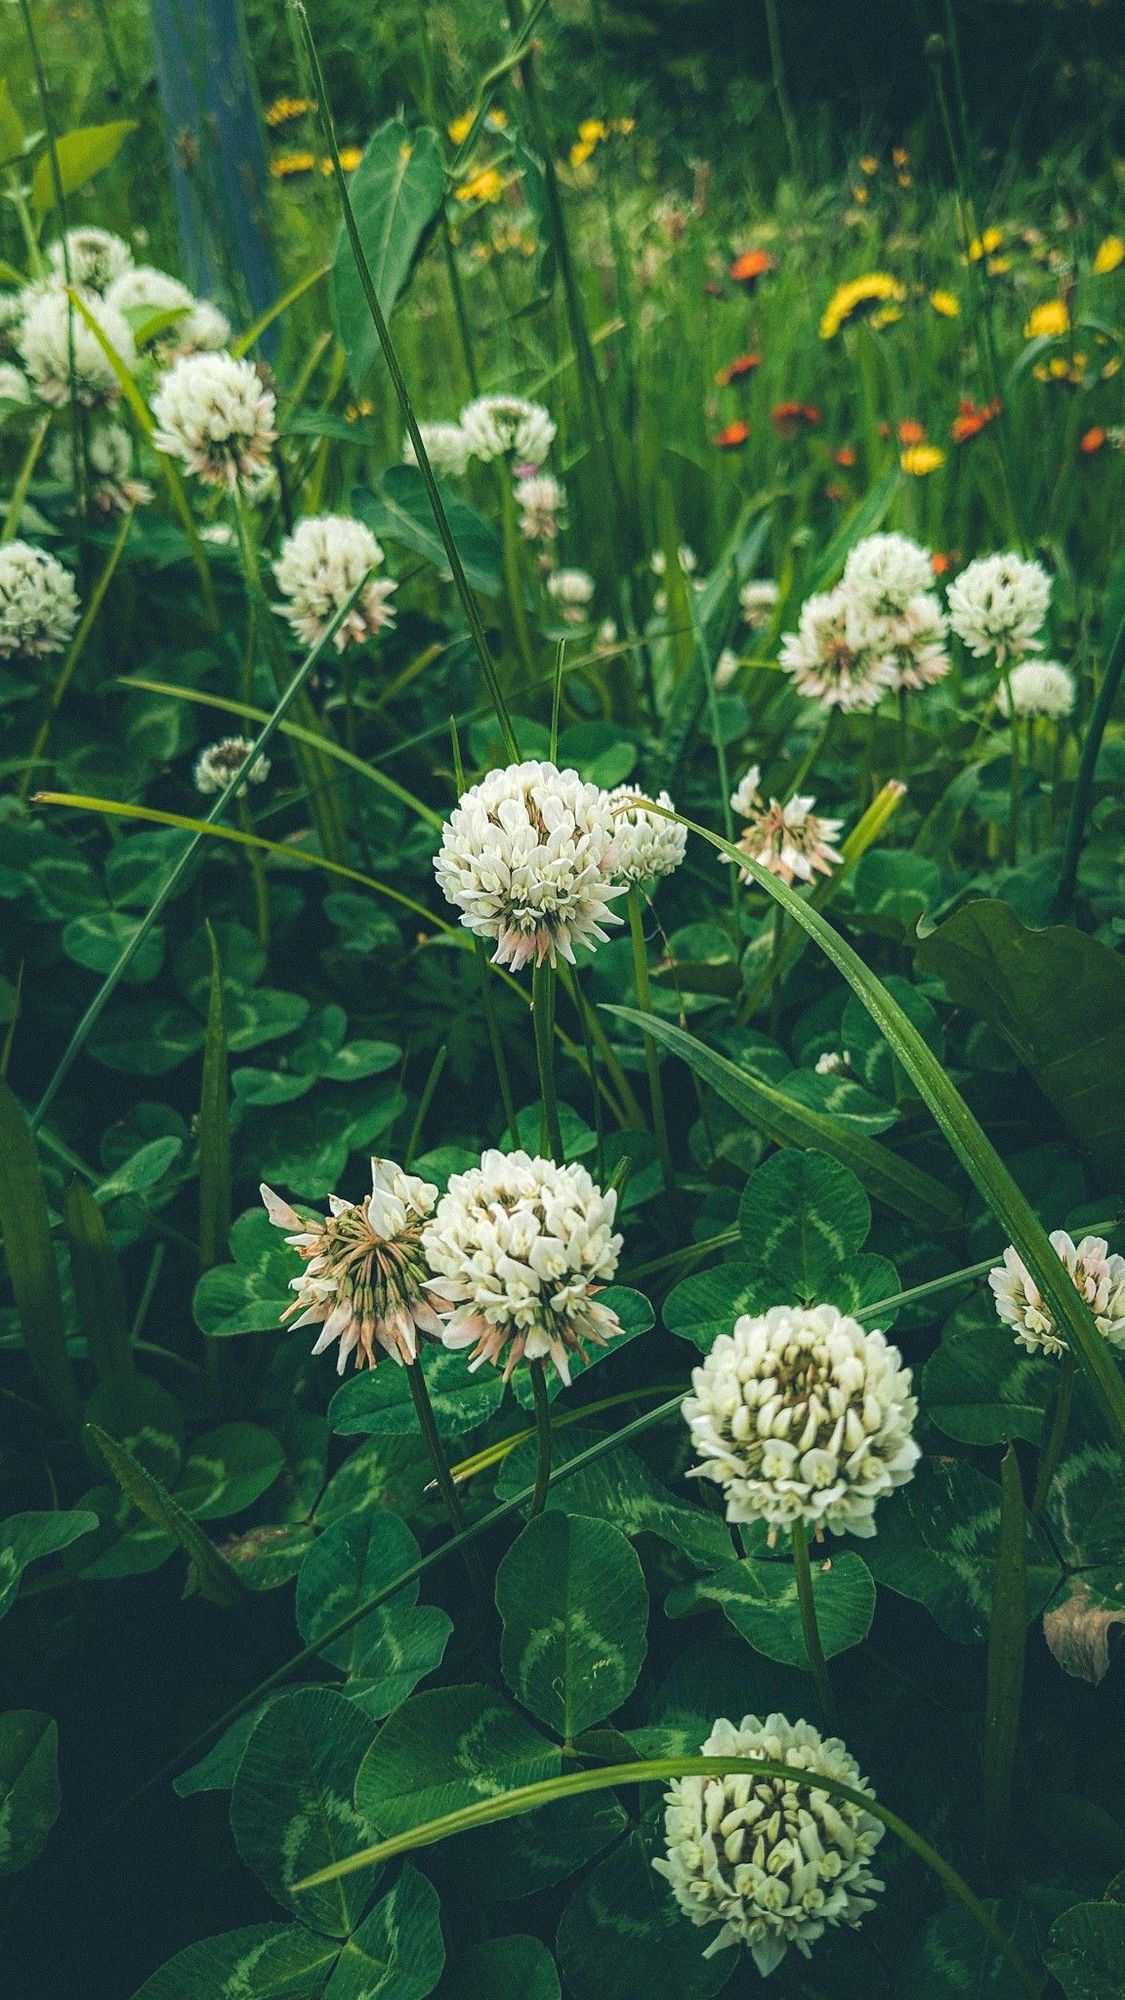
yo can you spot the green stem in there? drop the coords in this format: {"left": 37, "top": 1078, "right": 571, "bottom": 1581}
{"left": 532, "top": 960, "right": 564, "bottom": 1160}
{"left": 764, "top": 0, "right": 804, "bottom": 183}
{"left": 441, "top": 210, "right": 480, "bottom": 395}
{"left": 2, "top": 414, "right": 50, "bottom": 543}
{"left": 529, "top": 1358, "right": 552, "bottom": 1518}
{"left": 627, "top": 886, "right": 673, "bottom": 1190}
{"left": 790, "top": 1517, "right": 838, "bottom": 1732}
{"left": 19, "top": 504, "right": 133, "bottom": 798}
{"left": 982, "top": 1445, "right": 1027, "bottom": 1888}
{"left": 1031, "top": 1351, "right": 1075, "bottom": 1520}
{"left": 498, "top": 469, "right": 536, "bottom": 679}
{"left": 407, "top": 1360, "right": 485, "bottom": 1596}
{"left": 404, "top": 1046, "right": 447, "bottom": 1169}
{"left": 559, "top": 962, "right": 642, "bottom": 1128}
{"left": 236, "top": 795, "right": 271, "bottom": 956}
{"left": 1003, "top": 670, "right": 1020, "bottom": 864}
{"left": 476, "top": 942, "right": 520, "bottom": 1147}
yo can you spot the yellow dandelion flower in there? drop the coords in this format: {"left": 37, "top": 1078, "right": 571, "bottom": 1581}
{"left": 270, "top": 151, "right": 317, "bottom": 179}
{"left": 819, "top": 271, "right": 906, "bottom": 339}
{"left": 569, "top": 139, "right": 597, "bottom": 168}
{"left": 455, "top": 165, "right": 506, "bottom": 204}
{"left": 1093, "top": 235, "right": 1124, "bottom": 275}
{"left": 265, "top": 96, "right": 315, "bottom": 127}
{"left": 852, "top": 186, "right": 870, "bottom": 205}
{"left": 897, "top": 173, "right": 913, "bottom": 188}
{"left": 320, "top": 148, "right": 361, "bottom": 174}
{"left": 1024, "top": 299, "right": 1069, "bottom": 339}
{"left": 859, "top": 155, "right": 879, "bottom": 174}
{"left": 930, "top": 289, "right": 960, "bottom": 317}
{"left": 986, "top": 256, "right": 1012, "bottom": 275}
{"left": 900, "top": 444, "right": 944, "bottom": 475}
{"left": 578, "top": 118, "right": 610, "bottom": 144}
{"left": 448, "top": 111, "right": 475, "bottom": 145}
{"left": 892, "top": 146, "right": 909, "bottom": 167}
{"left": 345, "top": 399, "right": 374, "bottom": 421}
{"left": 614, "top": 117, "right": 636, "bottom": 135}
{"left": 967, "top": 225, "right": 1004, "bottom": 261}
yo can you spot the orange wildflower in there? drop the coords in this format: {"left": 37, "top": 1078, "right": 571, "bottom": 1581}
{"left": 1080, "top": 426, "right": 1107, "bottom": 456}
{"left": 950, "top": 397, "right": 1002, "bottom": 444}
{"left": 730, "top": 249, "right": 775, "bottom": 290}
{"left": 897, "top": 418, "right": 927, "bottom": 445}
{"left": 713, "top": 419, "right": 750, "bottom": 450}
{"left": 715, "top": 352, "right": 763, "bottom": 386}
{"left": 834, "top": 445, "right": 857, "bottom": 468}
{"left": 771, "top": 401, "right": 820, "bottom": 437}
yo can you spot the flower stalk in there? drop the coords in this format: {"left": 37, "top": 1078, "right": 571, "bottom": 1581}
{"left": 626, "top": 887, "right": 674, "bottom": 1189}
{"left": 791, "top": 1517, "right": 838, "bottom": 1733}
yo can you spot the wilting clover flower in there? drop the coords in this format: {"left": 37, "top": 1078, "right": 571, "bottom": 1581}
{"left": 422, "top": 1148, "right": 623, "bottom": 1384}
{"left": 995, "top": 659, "right": 1075, "bottom": 720}
{"left": 989, "top": 1232, "right": 1125, "bottom": 1357}
{"left": 273, "top": 514, "right": 396, "bottom": 650}
{"left": 653, "top": 1712, "right": 885, "bottom": 1975}
{"left": 403, "top": 421, "right": 473, "bottom": 478}
{"left": 193, "top": 736, "right": 270, "bottom": 794}
{"left": 546, "top": 567, "right": 595, "bottom": 624}
{"left": 0, "top": 362, "right": 30, "bottom": 406}
{"left": 433, "top": 759, "right": 624, "bottom": 971}
{"left": 0, "top": 540, "right": 80, "bottom": 661}
{"left": 779, "top": 588, "right": 896, "bottom": 710}
{"left": 106, "top": 266, "right": 230, "bottom": 357}
{"left": 49, "top": 423, "right": 153, "bottom": 514}
{"left": 727, "top": 767, "right": 844, "bottom": 886}
{"left": 739, "top": 578, "right": 779, "bottom": 629}
{"left": 682, "top": 1303, "right": 920, "bottom": 1537}
{"left": 843, "top": 531, "right": 934, "bottom": 616}
{"left": 17, "top": 286, "right": 137, "bottom": 407}
{"left": 515, "top": 471, "right": 565, "bottom": 544}
{"left": 459, "top": 394, "right": 556, "bottom": 466}
{"left": 261, "top": 1161, "right": 443, "bottom": 1372}
{"left": 151, "top": 350, "right": 276, "bottom": 489}
{"left": 608, "top": 785, "right": 687, "bottom": 885}
{"left": 47, "top": 227, "right": 133, "bottom": 293}
{"left": 947, "top": 551, "right": 1051, "bottom": 664}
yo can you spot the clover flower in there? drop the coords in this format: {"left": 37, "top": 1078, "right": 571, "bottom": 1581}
{"left": 726, "top": 772, "right": 844, "bottom": 887}
{"left": 653, "top": 1712, "right": 884, "bottom": 1975}
{"left": 739, "top": 579, "right": 779, "bottom": 630}
{"left": 651, "top": 544, "right": 697, "bottom": 578}
{"left": 843, "top": 532, "right": 934, "bottom": 617}
{"left": 989, "top": 1232, "right": 1125, "bottom": 1357}
{"left": 0, "top": 363, "right": 30, "bottom": 406}
{"left": 458, "top": 394, "right": 556, "bottom": 466}
{"left": 261, "top": 1161, "right": 443, "bottom": 1372}
{"left": 607, "top": 785, "right": 687, "bottom": 885}
{"left": 193, "top": 736, "right": 271, "bottom": 794}
{"left": 433, "top": 759, "right": 624, "bottom": 971}
{"left": 402, "top": 421, "right": 473, "bottom": 478}
{"left": 779, "top": 588, "right": 896, "bottom": 710}
{"left": 0, "top": 541, "right": 80, "bottom": 661}
{"left": 875, "top": 591, "right": 951, "bottom": 691}
{"left": 0, "top": 291, "right": 26, "bottom": 356}
{"left": 273, "top": 514, "right": 396, "bottom": 650}
{"left": 515, "top": 471, "right": 565, "bottom": 544}
{"left": 47, "top": 227, "right": 133, "bottom": 293}
{"left": 17, "top": 286, "right": 137, "bottom": 407}
{"left": 422, "top": 1148, "right": 623, "bottom": 1384}
{"left": 995, "top": 660, "right": 1075, "bottom": 720}
{"left": 947, "top": 552, "right": 1051, "bottom": 664}
{"left": 546, "top": 567, "right": 595, "bottom": 623}
{"left": 49, "top": 423, "right": 153, "bottom": 514}
{"left": 151, "top": 350, "right": 276, "bottom": 489}
{"left": 682, "top": 1303, "right": 920, "bottom": 1537}
{"left": 106, "top": 266, "right": 230, "bottom": 357}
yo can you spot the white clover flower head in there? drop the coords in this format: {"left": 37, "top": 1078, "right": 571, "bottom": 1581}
{"left": 459, "top": 394, "right": 556, "bottom": 466}
{"left": 261, "top": 1160, "right": 443, "bottom": 1372}
{"left": 779, "top": 587, "right": 897, "bottom": 710}
{"left": 150, "top": 350, "right": 276, "bottom": 489}
{"left": 730, "top": 765, "right": 764, "bottom": 820}
{"left": 47, "top": 227, "right": 133, "bottom": 294}
{"left": 403, "top": 421, "right": 473, "bottom": 478}
{"left": 713, "top": 646, "right": 740, "bottom": 689}
{"left": 843, "top": 531, "right": 934, "bottom": 616}
{"left": 682, "top": 1303, "right": 920, "bottom": 1536}
{"left": 193, "top": 736, "right": 270, "bottom": 794}
{"left": 871, "top": 590, "right": 951, "bottom": 691}
{"left": 597, "top": 616, "right": 619, "bottom": 650}
{"left": 106, "top": 266, "right": 231, "bottom": 358}
{"left": 17, "top": 286, "right": 137, "bottom": 408}
{"left": 815, "top": 1050, "right": 848, "bottom": 1075}
{"left": 273, "top": 514, "right": 396, "bottom": 650}
{"left": 653, "top": 1712, "right": 885, "bottom": 1974}
{"left": 988, "top": 1232, "right": 1125, "bottom": 1357}
{"left": 422, "top": 1148, "right": 623, "bottom": 1384}
{"left": 0, "top": 540, "right": 80, "bottom": 661}
{"left": 50, "top": 423, "right": 153, "bottom": 514}
{"left": 515, "top": 471, "right": 565, "bottom": 543}
{"left": 739, "top": 577, "right": 779, "bottom": 629}
{"left": 607, "top": 785, "right": 687, "bottom": 885}
{"left": 0, "top": 362, "right": 30, "bottom": 406}
{"left": 434, "top": 759, "right": 625, "bottom": 971}
{"left": 947, "top": 551, "right": 1052, "bottom": 664}
{"left": 546, "top": 567, "right": 595, "bottom": 624}
{"left": 729, "top": 790, "right": 844, "bottom": 887}
{"left": 0, "top": 293, "right": 27, "bottom": 359}
{"left": 996, "top": 659, "right": 1075, "bottom": 720}
{"left": 651, "top": 544, "right": 698, "bottom": 577}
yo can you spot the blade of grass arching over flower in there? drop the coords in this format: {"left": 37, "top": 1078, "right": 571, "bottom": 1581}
{"left": 288, "top": 1763, "right": 1041, "bottom": 1999}
{"left": 28, "top": 570, "right": 374, "bottom": 1133}
{"left": 635, "top": 801, "right": 1125, "bottom": 1465}
{"left": 231, "top": 261, "right": 331, "bottom": 357}
{"left": 294, "top": 0, "right": 519, "bottom": 762}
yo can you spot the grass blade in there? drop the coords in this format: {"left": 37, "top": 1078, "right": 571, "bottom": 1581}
{"left": 62, "top": 1178, "right": 132, "bottom": 1381}
{"left": 198, "top": 924, "right": 231, "bottom": 1272}
{"left": 86, "top": 1422, "right": 244, "bottom": 1608}
{"left": 0, "top": 1077, "right": 80, "bottom": 1428}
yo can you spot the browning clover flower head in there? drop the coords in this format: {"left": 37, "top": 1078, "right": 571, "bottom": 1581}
{"left": 995, "top": 660, "right": 1075, "bottom": 720}
{"left": 779, "top": 587, "right": 897, "bottom": 710}
{"left": 653, "top": 1712, "right": 885, "bottom": 1974}
{"left": 726, "top": 776, "right": 844, "bottom": 887}
{"left": 261, "top": 1160, "right": 443, "bottom": 1373}
{"left": 433, "top": 759, "right": 624, "bottom": 971}
{"left": 17, "top": 285, "right": 137, "bottom": 408}
{"left": 682, "top": 1303, "right": 920, "bottom": 1536}
{"left": 458, "top": 394, "right": 556, "bottom": 466}
{"left": 989, "top": 1232, "right": 1125, "bottom": 1357}
{"left": 47, "top": 227, "right": 133, "bottom": 293}
{"left": 515, "top": 471, "right": 565, "bottom": 543}
{"left": 607, "top": 785, "right": 687, "bottom": 885}
{"left": 273, "top": 514, "right": 396, "bottom": 650}
{"left": 873, "top": 591, "right": 951, "bottom": 691}
{"left": 422, "top": 1148, "right": 624, "bottom": 1384}
{"left": 193, "top": 736, "right": 270, "bottom": 794}
{"left": 0, "top": 540, "right": 80, "bottom": 662}
{"left": 739, "top": 578, "right": 779, "bottom": 629}
{"left": 947, "top": 551, "right": 1051, "bottom": 665}
{"left": 151, "top": 350, "right": 277, "bottom": 490}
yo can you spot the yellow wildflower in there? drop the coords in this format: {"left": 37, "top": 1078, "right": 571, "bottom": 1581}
{"left": 455, "top": 165, "right": 506, "bottom": 204}
{"left": 448, "top": 112, "right": 475, "bottom": 145}
{"left": 1024, "top": 299, "right": 1069, "bottom": 340}
{"left": 967, "top": 226, "right": 1004, "bottom": 261}
{"left": 900, "top": 444, "right": 944, "bottom": 476}
{"left": 614, "top": 117, "right": 636, "bottom": 135}
{"left": 852, "top": 186, "right": 869, "bottom": 205}
{"left": 270, "top": 151, "right": 316, "bottom": 179}
{"left": 578, "top": 118, "right": 610, "bottom": 144}
{"left": 819, "top": 271, "right": 906, "bottom": 339}
{"left": 345, "top": 400, "right": 374, "bottom": 421}
{"left": 930, "top": 289, "right": 960, "bottom": 317}
{"left": 859, "top": 155, "right": 879, "bottom": 174}
{"left": 1093, "top": 235, "right": 1124, "bottom": 275}
{"left": 570, "top": 140, "right": 597, "bottom": 169}
{"left": 892, "top": 146, "right": 909, "bottom": 167}
{"left": 265, "top": 96, "right": 315, "bottom": 127}
{"left": 320, "top": 148, "right": 361, "bottom": 174}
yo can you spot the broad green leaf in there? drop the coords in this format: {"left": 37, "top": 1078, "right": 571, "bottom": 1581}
{"left": 332, "top": 120, "right": 444, "bottom": 392}
{"left": 345, "top": 1605, "right": 453, "bottom": 1718}
{"left": 329, "top": 1346, "right": 504, "bottom": 1441}
{"left": 94, "top": 1135, "right": 184, "bottom": 1203}
{"left": 737, "top": 1146, "right": 870, "bottom": 1293}
{"left": 175, "top": 1424, "right": 285, "bottom": 1520}
{"left": 63, "top": 1178, "right": 132, "bottom": 1380}
{"left": 662, "top": 1260, "right": 773, "bottom": 1354}
{"left": 1049, "top": 1898, "right": 1125, "bottom": 2000}
{"left": 486, "top": 1792, "right": 629, "bottom": 1902}
{"left": 354, "top": 469, "right": 504, "bottom": 598}
{"left": 668, "top": 1550, "right": 876, "bottom": 1665}
{"left": 173, "top": 1707, "right": 265, "bottom": 1797}
{"left": 31, "top": 120, "right": 138, "bottom": 215}
{"left": 193, "top": 1207, "right": 296, "bottom": 1338}
{"left": 916, "top": 899, "right": 1125, "bottom": 1175}
{"left": 83, "top": 1372, "right": 184, "bottom": 1482}
{"left": 296, "top": 1511, "right": 421, "bottom": 1673}
{"left": 0, "top": 1711, "right": 60, "bottom": 1876}
{"left": 0, "top": 1510, "right": 98, "bottom": 1620}
{"left": 355, "top": 1684, "right": 560, "bottom": 1837}
{"left": 230, "top": 1689, "right": 381, "bottom": 1937}
{"left": 496, "top": 1514, "right": 648, "bottom": 1737}
{"left": 460, "top": 1935, "right": 561, "bottom": 2000}
{"left": 225, "top": 1524, "right": 320, "bottom": 1593}
{"left": 865, "top": 1457, "right": 1059, "bottom": 1642}
{"left": 86, "top": 1423, "right": 245, "bottom": 1607}
{"left": 89, "top": 1000, "right": 204, "bottom": 1075}
{"left": 314, "top": 1436, "right": 431, "bottom": 1529}
{"left": 495, "top": 1429, "right": 732, "bottom": 1572}
{"left": 1045, "top": 1441, "right": 1125, "bottom": 1567}
{"left": 909, "top": 1898, "right": 1042, "bottom": 1999}
{"left": 323, "top": 1864, "right": 444, "bottom": 2000}
{"left": 130, "top": 1923, "right": 339, "bottom": 2000}
{"left": 510, "top": 1286, "right": 655, "bottom": 1408}
{"left": 0, "top": 1077, "right": 79, "bottom": 1427}
{"left": 62, "top": 910, "right": 164, "bottom": 983}
{"left": 556, "top": 1830, "right": 731, "bottom": 2000}
{"left": 922, "top": 1310, "right": 1056, "bottom": 1446}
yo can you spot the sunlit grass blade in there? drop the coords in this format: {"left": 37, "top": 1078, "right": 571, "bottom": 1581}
{"left": 62, "top": 1177, "right": 132, "bottom": 1381}
{"left": 232, "top": 260, "right": 331, "bottom": 356}
{"left": 0, "top": 1076, "right": 80, "bottom": 1428}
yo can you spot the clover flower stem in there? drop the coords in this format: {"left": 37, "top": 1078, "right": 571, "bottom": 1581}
{"left": 235, "top": 795, "right": 270, "bottom": 955}
{"left": 2, "top": 414, "right": 50, "bottom": 544}
{"left": 897, "top": 687, "right": 909, "bottom": 779}
{"left": 476, "top": 944, "right": 521, "bottom": 1148}
{"left": 791, "top": 1517, "right": 838, "bottom": 1733}
{"left": 568, "top": 954, "right": 607, "bottom": 1181}
{"left": 497, "top": 470, "right": 536, "bottom": 680}
{"left": 1003, "top": 670, "right": 1021, "bottom": 863}
{"left": 441, "top": 211, "right": 481, "bottom": 395}
{"left": 1031, "top": 1350, "right": 1075, "bottom": 1520}
{"left": 780, "top": 708, "right": 834, "bottom": 806}
{"left": 529, "top": 1358, "right": 553, "bottom": 1519}
{"left": 627, "top": 887, "right": 674, "bottom": 1191}
{"left": 407, "top": 1360, "right": 485, "bottom": 1597}
{"left": 559, "top": 963, "right": 643, "bottom": 1129}
{"left": 404, "top": 1045, "right": 448, "bottom": 1171}
{"left": 532, "top": 960, "right": 564, "bottom": 1162}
